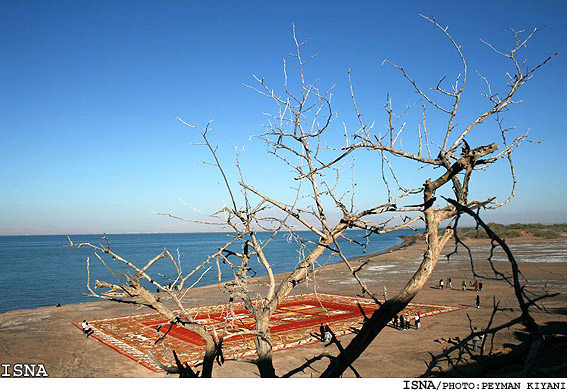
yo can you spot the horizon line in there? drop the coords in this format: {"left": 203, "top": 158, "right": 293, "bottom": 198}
{"left": 2, "top": 221, "right": 564, "bottom": 237}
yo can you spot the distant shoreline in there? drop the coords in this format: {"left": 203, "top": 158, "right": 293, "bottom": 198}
{"left": 3, "top": 222, "right": 566, "bottom": 237}
{"left": 0, "top": 229, "right": 405, "bottom": 238}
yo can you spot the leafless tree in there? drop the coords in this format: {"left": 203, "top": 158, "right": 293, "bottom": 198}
{"left": 69, "top": 28, "right": 406, "bottom": 375}
{"left": 166, "top": 25, "right": 420, "bottom": 376}
{"left": 71, "top": 17, "right": 555, "bottom": 378}
{"left": 314, "top": 16, "right": 556, "bottom": 377}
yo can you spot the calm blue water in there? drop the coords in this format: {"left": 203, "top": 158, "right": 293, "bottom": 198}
{"left": 0, "top": 230, "right": 412, "bottom": 313}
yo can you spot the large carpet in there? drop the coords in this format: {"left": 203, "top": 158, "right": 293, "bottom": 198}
{"left": 75, "top": 293, "right": 464, "bottom": 372}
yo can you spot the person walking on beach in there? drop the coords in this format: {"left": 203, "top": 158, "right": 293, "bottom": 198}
{"left": 448, "top": 278, "right": 452, "bottom": 289}
{"left": 476, "top": 295, "right": 480, "bottom": 309}
{"left": 414, "top": 312, "right": 421, "bottom": 330}
{"left": 462, "top": 280, "right": 467, "bottom": 291}
{"left": 479, "top": 281, "right": 483, "bottom": 292}
{"left": 439, "top": 279, "right": 444, "bottom": 290}
{"left": 383, "top": 285, "right": 387, "bottom": 301}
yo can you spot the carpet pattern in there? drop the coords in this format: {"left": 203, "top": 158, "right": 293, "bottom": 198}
{"left": 75, "top": 293, "right": 464, "bottom": 372}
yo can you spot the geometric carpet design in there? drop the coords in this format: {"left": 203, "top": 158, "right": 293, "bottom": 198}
{"left": 74, "top": 293, "right": 464, "bottom": 372}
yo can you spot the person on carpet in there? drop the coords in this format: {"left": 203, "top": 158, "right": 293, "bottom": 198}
{"left": 324, "top": 324, "right": 332, "bottom": 341}
{"left": 82, "top": 320, "right": 94, "bottom": 338}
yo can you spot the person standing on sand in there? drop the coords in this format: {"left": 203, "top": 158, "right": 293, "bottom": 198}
{"left": 472, "top": 327, "right": 480, "bottom": 352}
{"left": 414, "top": 312, "right": 421, "bottom": 330}
{"left": 383, "top": 285, "right": 387, "bottom": 301}
{"left": 399, "top": 314, "right": 404, "bottom": 330}
{"left": 476, "top": 294, "right": 480, "bottom": 309}
{"left": 448, "top": 278, "right": 452, "bottom": 289}
{"left": 392, "top": 314, "right": 398, "bottom": 329}
{"left": 462, "top": 280, "right": 467, "bottom": 291}
{"left": 479, "top": 281, "right": 483, "bottom": 292}
{"left": 439, "top": 279, "right": 444, "bottom": 289}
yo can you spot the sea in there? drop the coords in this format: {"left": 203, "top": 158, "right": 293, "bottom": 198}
{"left": 0, "top": 229, "right": 414, "bottom": 314}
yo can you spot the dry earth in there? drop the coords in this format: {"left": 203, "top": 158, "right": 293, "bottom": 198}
{"left": 1, "top": 236, "right": 566, "bottom": 378}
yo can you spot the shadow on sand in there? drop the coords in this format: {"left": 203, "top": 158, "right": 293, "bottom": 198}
{"left": 425, "top": 320, "right": 567, "bottom": 377}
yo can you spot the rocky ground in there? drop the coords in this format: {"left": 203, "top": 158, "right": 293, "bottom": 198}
{"left": 1, "top": 236, "right": 566, "bottom": 378}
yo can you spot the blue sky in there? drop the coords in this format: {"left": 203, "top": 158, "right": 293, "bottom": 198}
{"left": 1, "top": 0, "right": 566, "bottom": 235}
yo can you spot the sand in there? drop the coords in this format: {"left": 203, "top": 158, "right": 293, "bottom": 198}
{"left": 1, "top": 236, "right": 566, "bottom": 378}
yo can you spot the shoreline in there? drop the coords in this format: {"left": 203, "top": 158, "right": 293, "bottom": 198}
{"left": 1, "top": 235, "right": 566, "bottom": 377}
{"left": 1, "top": 232, "right": 563, "bottom": 317}
{"left": 0, "top": 232, "right": 418, "bottom": 316}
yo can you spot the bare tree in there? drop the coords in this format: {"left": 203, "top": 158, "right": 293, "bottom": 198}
{"left": 316, "top": 16, "right": 556, "bottom": 377}
{"left": 71, "top": 17, "right": 555, "bottom": 378}
{"left": 167, "top": 26, "right": 419, "bottom": 376}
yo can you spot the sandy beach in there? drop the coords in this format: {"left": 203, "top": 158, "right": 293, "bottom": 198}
{"left": 1, "top": 235, "right": 566, "bottom": 378}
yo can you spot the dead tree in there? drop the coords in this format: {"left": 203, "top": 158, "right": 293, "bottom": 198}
{"left": 71, "top": 18, "right": 555, "bottom": 378}
{"left": 69, "top": 28, "right": 408, "bottom": 375}
{"left": 169, "top": 26, "right": 419, "bottom": 377}
{"left": 316, "top": 17, "right": 556, "bottom": 377}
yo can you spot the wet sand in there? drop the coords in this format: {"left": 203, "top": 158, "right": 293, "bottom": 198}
{"left": 1, "top": 235, "right": 566, "bottom": 378}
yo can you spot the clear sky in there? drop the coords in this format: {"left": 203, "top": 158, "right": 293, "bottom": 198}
{"left": 1, "top": 0, "right": 566, "bottom": 235}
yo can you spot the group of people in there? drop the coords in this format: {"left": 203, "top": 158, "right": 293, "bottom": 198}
{"left": 438, "top": 278, "right": 483, "bottom": 292}
{"left": 391, "top": 312, "right": 420, "bottom": 330}
{"left": 472, "top": 280, "right": 483, "bottom": 292}
{"left": 437, "top": 278, "right": 484, "bottom": 309}
{"left": 438, "top": 278, "right": 451, "bottom": 289}
{"left": 461, "top": 279, "right": 484, "bottom": 292}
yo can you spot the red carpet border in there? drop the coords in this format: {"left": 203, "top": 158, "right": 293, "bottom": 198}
{"left": 74, "top": 293, "right": 464, "bottom": 372}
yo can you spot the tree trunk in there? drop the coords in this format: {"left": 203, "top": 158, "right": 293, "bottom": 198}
{"left": 131, "top": 279, "right": 217, "bottom": 377}
{"left": 319, "top": 299, "right": 407, "bottom": 377}
{"left": 320, "top": 181, "right": 451, "bottom": 377}
{"left": 255, "top": 315, "right": 277, "bottom": 377}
